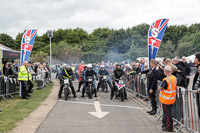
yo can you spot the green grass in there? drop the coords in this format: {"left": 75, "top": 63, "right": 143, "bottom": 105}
{"left": 0, "top": 83, "right": 53, "bottom": 133}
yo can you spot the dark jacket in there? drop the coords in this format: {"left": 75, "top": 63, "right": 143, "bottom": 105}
{"left": 193, "top": 64, "right": 200, "bottom": 90}
{"left": 113, "top": 69, "right": 128, "bottom": 79}
{"left": 149, "top": 67, "right": 158, "bottom": 91}
{"left": 175, "top": 61, "right": 188, "bottom": 76}
{"left": 184, "top": 62, "right": 191, "bottom": 75}
{"left": 60, "top": 69, "right": 74, "bottom": 79}
{"left": 85, "top": 69, "right": 97, "bottom": 79}
{"left": 136, "top": 68, "right": 141, "bottom": 75}
{"left": 8, "top": 68, "right": 15, "bottom": 75}
{"left": 98, "top": 69, "right": 109, "bottom": 76}
{"left": 3, "top": 66, "right": 9, "bottom": 76}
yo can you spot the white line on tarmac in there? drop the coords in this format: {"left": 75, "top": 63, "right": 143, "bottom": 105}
{"left": 58, "top": 100, "right": 146, "bottom": 110}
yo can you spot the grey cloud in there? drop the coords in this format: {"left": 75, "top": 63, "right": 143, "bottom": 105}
{"left": 0, "top": 0, "right": 199, "bottom": 38}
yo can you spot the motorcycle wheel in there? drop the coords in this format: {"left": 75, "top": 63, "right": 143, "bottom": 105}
{"left": 64, "top": 87, "right": 69, "bottom": 100}
{"left": 105, "top": 82, "right": 108, "bottom": 93}
{"left": 120, "top": 88, "right": 125, "bottom": 102}
{"left": 88, "top": 86, "right": 93, "bottom": 99}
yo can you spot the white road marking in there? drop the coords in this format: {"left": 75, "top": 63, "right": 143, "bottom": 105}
{"left": 88, "top": 101, "right": 110, "bottom": 119}
{"left": 58, "top": 100, "right": 146, "bottom": 110}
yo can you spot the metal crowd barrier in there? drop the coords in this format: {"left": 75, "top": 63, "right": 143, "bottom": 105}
{"left": 0, "top": 71, "right": 52, "bottom": 101}
{"left": 31, "top": 72, "right": 52, "bottom": 89}
{"left": 0, "top": 76, "right": 18, "bottom": 100}
{"left": 127, "top": 75, "right": 200, "bottom": 133}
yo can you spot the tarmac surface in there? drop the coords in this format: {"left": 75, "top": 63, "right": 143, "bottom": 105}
{"left": 36, "top": 80, "right": 163, "bottom": 133}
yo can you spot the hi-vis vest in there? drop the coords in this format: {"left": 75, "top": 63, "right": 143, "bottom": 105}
{"left": 18, "top": 65, "right": 28, "bottom": 81}
{"left": 71, "top": 67, "right": 75, "bottom": 72}
{"left": 159, "top": 75, "right": 177, "bottom": 105}
{"left": 63, "top": 69, "right": 71, "bottom": 79}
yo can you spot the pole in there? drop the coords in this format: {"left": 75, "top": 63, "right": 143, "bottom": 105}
{"left": 50, "top": 37, "right": 51, "bottom": 66}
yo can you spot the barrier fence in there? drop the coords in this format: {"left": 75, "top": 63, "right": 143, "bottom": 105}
{"left": 127, "top": 76, "right": 200, "bottom": 133}
{"left": 0, "top": 72, "right": 52, "bottom": 101}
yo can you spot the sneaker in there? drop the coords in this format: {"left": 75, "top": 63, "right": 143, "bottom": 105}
{"left": 110, "top": 97, "right": 113, "bottom": 100}
{"left": 81, "top": 95, "right": 85, "bottom": 98}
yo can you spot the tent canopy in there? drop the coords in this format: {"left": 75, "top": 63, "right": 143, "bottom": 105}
{"left": 0, "top": 44, "right": 20, "bottom": 59}
{"left": 186, "top": 54, "right": 195, "bottom": 62}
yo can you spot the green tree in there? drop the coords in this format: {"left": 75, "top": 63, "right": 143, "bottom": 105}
{"left": 0, "top": 33, "right": 16, "bottom": 49}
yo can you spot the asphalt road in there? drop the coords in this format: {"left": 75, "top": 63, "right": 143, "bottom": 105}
{"left": 36, "top": 80, "right": 163, "bottom": 133}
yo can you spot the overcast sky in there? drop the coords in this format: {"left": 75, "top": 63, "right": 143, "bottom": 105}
{"left": 0, "top": 0, "right": 200, "bottom": 38}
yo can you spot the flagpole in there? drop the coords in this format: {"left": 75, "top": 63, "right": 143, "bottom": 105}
{"left": 50, "top": 37, "right": 51, "bottom": 66}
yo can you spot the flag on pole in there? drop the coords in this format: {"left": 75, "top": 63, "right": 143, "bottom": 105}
{"left": 20, "top": 29, "right": 37, "bottom": 97}
{"left": 148, "top": 19, "right": 169, "bottom": 66}
{"left": 20, "top": 29, "right": 37, "bottom": 66}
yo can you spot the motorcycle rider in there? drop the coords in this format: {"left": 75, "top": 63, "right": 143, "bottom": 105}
{"left": 110, "top": 63, "right": 129, "bottom": 100}
{"left": 97, "top": 65, "right": 112, "bottom": 91}
{"left": 82, "top": 64, "right": 98, "bottom": 97}
{"left": 77, "top": 66, "right": 87, "bottom": 92}
{"left": 58, "top": 65, "right": 77, "bottom": 99}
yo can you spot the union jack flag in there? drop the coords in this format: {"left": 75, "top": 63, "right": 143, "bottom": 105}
{"left": 148, "top": 19, "right": 169, "bottom": 65}
{"left": 20, "top": 29, "right": 37, "bottom": 66}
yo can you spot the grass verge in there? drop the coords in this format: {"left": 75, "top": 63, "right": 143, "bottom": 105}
{"left": 0, "top": 83, "right": 53, "bottom": 133}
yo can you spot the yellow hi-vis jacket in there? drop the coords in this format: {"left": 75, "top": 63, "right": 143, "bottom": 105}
{"left": 159, "top": 75, "right": 177, "bottom": 105}
{"left": 18, "top": 65, "right": 29, "bottom": 81}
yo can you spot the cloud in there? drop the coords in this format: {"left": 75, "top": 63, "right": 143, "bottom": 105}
{"left": 0, "top": 0, "right": 199, "bottom": 38}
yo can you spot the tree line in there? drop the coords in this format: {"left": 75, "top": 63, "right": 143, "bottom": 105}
{"left": 0, "top": 23, "right": 200, "bottom": 63}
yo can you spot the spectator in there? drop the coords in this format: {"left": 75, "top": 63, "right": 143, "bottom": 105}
{"left": 8, "top": 64, "right": 16, "bottom": 76}
{"left": 37, "top": 65, "right": 45, "bottom": 80}
{"left": 12, "top": 60, "right": 17, "bottom": 73}
{"left": 159, "top": 66, "right": 177, "bottom": 132}
{"left": 189, "top": 60, "right": 195, "bottom": 67}
{"left": 193, "top": 52, "right": 200, "bottom": 118}
{"left": 139, "top": 59, "right": 158, "bottom": 115}
{"left": 3, "top": 62, "right": 9, "bottom": 76}
{"left": 135, "top": 63, "right": 141, "bottom": 75}
{"left": 173, "top": 57, "right": 189, "bottom": 87}
{"left": 182, "top": 56, "right": 191, "bottom": 75}
{"left": 124, "top": 64, "right": 131, "bottom": 76}
{"left": 140, "top": 58, "right": 145, "bottom": 72}
{"left": 194, "top": 66, "right": 200, "bottom": 95}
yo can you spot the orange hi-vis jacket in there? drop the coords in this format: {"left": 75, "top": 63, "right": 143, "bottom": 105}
{"left": 159, "top": 75, "right": 177, "bottom": 105}
{"left": 78, "top": 64, "right": 84, "bottom": 81}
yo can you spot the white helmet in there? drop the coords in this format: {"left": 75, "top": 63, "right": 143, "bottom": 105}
{"left": 66, "top": 65, "right": 70, "bottom": 69}
{"left": 87, "top": 64, "right": 92, "bottom": 68}
{"left": 100, "top": 65, "right": 105, "bottom": 68}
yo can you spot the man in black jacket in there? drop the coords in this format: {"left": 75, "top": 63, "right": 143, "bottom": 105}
{"left": 139, "top": 59, "right": 158, "bottom": 115}
{"left": 110, "top": 64, "right": 129, "bottom": 100}
{"left": 193, "top": 52, "right": 200, "bottom": 117}
{"left": 182, "top": 56, "right": 191, "bottom": 75}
